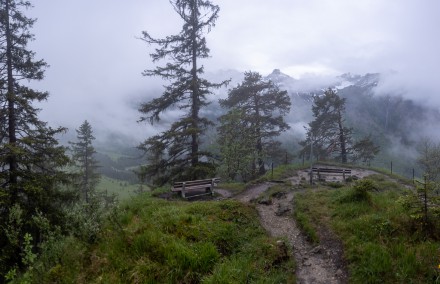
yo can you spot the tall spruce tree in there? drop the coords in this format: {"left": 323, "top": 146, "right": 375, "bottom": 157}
{"left": 0, "top": 0, "right": 71, "bottom": 277}
{"left": 219, "top": 71, "right": 291, "bottom": 177}
{"left": 304, "top": 88, "right": 352, "bottom": 163}
{"left": 69, "top": 120, "right": 100, "bottom": 203}
{"left": 138, "top": 0, "right": 227, "bottom": 185}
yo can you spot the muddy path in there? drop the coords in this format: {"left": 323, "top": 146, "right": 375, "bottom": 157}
{"left": 227, "top": 181, "right": 348, "bottom": 284}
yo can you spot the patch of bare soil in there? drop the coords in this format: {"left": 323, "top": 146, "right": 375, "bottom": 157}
{"left": 234, "top": 182, "right": 348, "bottom": 284}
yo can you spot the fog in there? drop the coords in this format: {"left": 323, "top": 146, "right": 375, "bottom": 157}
{"left": 27, "top": 0, "right": 440, "bottom": 144}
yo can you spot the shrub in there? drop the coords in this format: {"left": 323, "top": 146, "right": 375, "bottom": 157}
{"left": 337, "top": 179, "right": 374, "bottom": 204}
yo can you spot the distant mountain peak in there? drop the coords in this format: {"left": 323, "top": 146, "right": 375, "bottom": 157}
{"left": 265, "top": 69, "right": 297, "bottom": 87}
{"left": 336, "top": 72, "right": 380, "bottom": 89}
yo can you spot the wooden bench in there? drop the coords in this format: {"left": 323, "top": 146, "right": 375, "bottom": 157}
{"left": 171, "top": 178, "right": 220, "bottom": 198}
{"left": 312, "top": 167, "right": 352, "bottom": 181}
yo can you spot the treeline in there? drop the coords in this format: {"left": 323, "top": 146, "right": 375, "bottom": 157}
{"left": 0, "top": 2, "right": 112, "bottom": 281}
{"left": 95, "top": 152, "right": 141, "bottom": 184}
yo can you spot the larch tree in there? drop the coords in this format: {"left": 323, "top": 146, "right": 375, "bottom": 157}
{"left": 304, "top": 88, "right": 352, "bottom": 163}
{"left": 0, "top": 0, "right": 71, "bottom": 277}
{"left": 219, "top": 71, "right": 291, "bottom": 177}
{"left": 69, "top": 120, "right": 100, "bottom": 203}
{"left": 138, "top": 0, "right": 227, "bottom": 185}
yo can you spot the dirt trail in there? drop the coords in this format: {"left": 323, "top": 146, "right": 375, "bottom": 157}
{"left": 231, "top": 181, "right": 347, "bottom": 284}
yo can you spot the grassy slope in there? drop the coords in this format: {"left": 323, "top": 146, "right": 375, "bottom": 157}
{"left": 31, "top": 193, "right": 295, "bottom": 283}
{"left": 96, "top": 176, "right": 146, "bottom": 201}
{"left": 294, "top": 174, "right": 440, "bottom": 283}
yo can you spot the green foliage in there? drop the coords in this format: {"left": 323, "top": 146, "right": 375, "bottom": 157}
{"left": 325, "top": 181, "right": 345, "bottom": 188}
{"left": 219, "top": 71, "right": 291, "bottom": 179}
{"left": 294, "top": 178, "right": 440, "bottom": 283}
{"left": 69, "top": 120, "right": 100, "bottom": 203}
{"left": 96, "top": 176, "right": 145, "bottom": 201}
{"left": 217, "top": 182, "right": 246, "bottom": 195}
{"left": 64, "top": 197, "right": 113, "bottom": 244}
{"left": 217, "top": 108, "right": 255, "bottom": 181}
{"left": 0, "top": 1, "right": 76, "bottom": 280}
{"left": 416, "top": 138, "right": 440, "bottom": 182}
{"left": 138, "top": 0, "right": 228, "bottom": 185}
{"left": 302, "top": 88, "right": 352, "bottom": 163}
{"left": 351, "top": 135, "right": 380, "bottom": 166}
{"left": 293, "top": 192, "right": 320, "bottom": 244}
{"left": 255, "top": 163, "right": 303, "bottom": 184}
{"left": 352, "top": 179, "right": 374, "bottom": 202}
{"left": 397, "top": 177, "right": 440, "bottom": 239}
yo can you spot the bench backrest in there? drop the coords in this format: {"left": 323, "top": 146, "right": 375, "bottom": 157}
{"left": 312, "top": 167, "right": 351, "bottom": 174}
{"left": 173, "top": 178, "right": 220, "bottom": 188}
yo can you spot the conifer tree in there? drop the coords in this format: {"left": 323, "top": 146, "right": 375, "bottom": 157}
{"left": 304, "top": 88, "right": 352, "bottom": 163}
{"left": 351, "top": 135, "right": 380, "bottom": 166}
{"left": 0, "top": 0, "right": 71, "bottom": 277}
{"left": 69, "top": 120, "right": 100, "bottom": 203}
{"left": 217, "top": 108, "right": 254, "bottom": 181}
{"left": 138, "top": 0, "right": 227, "bottom": 185}
{"left": 219, "top": 71, "right": 291, "bottom": 177}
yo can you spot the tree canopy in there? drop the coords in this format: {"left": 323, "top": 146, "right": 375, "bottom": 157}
{"left": 303, "top": 88, "right": 352, "bottom": 163}
{"left": 0, "top": 0, "right": 72, "bottom": 279}
{"left": 138, "top": 0, "right": 227, "bottom": 185}
{"left": 219, "top": 71, "right": 291, "bottom": 178}
{"left": 69, "top": 120, "right": 100, "bottom": 203}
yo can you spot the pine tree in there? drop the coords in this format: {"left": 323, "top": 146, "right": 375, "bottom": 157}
{"left": 0, "top": 1, "right": 71, "bottom": 277}
{"left": 304, "top": 88, "right": 352, "bottom": 163}
{"left": 217, "top": 108, "right": 255, "bottom": 181}
{"left": 69, "top": 120, "right": 100, "bottom": 203}
{"left": 219, "top": 71, "right": 291, "bottom": 177}
{"left": 351, "top": 135, "right": 380, "bottom": 166}
{"left": 138, "top": 0, "right": 227, "bottom": 185}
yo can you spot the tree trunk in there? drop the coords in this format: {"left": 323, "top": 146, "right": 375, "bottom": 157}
{"left": 337, "top": 111, "right": 347, "bottom": 163}
{"left": 5, "top": 0, "right": 18, "bottom": 199}
{"left": 190, "top": 0, "right": 199, "bottom": 179}
{"left": 253, "top": 94, "right": 265, "bottom": 175}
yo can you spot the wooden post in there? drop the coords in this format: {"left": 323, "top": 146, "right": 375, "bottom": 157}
{"left": 310, "top": 135, "right": 314, "bottom": 185}
{"left": 211, "top": 179, "right": 215, "bottom": 196}
{"left": 182, "top": 182, "right": 186, "bottom": 198}
{"left": 390, "top": 161, "right": 393, "bottom": 175}
{"left": 271, "top": 162, "right": 274, "bottom": 180}
{"left": 413, "top": 169, "right": 415, "bottom": 184}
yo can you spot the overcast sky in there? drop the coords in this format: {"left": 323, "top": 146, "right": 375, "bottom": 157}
{"left": 28, "top": 0, "right": 440, "bottom": 142}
